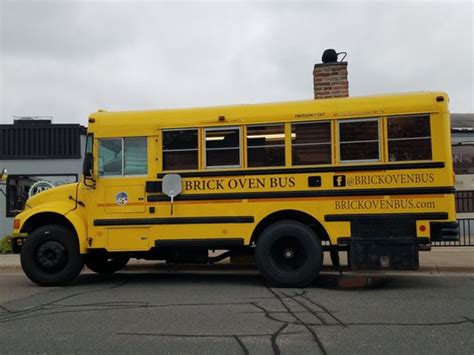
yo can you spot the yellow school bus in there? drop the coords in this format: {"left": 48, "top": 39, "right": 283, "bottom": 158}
{"left": 12, "top": 92, "right": 458, "bottom": 287}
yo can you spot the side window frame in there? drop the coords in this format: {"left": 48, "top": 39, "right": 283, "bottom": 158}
{"left": 386, "top": 114, "right": 432, "bottom": 162}
{"left": 291, "top": 121, "right": 332, "bottom": 166}
{"left": 124, "top": 137, "right": 148, "bottom": 176}
{"left": 98, "top": 137, "right": 148, "bottom": 177}
{"left": 246, "top": 123, "right": 286, "bottom": 168}
{"left": 338, "top": 118, "right": 381, "bottom": 163}
{"left": 162, "top": 128, "right": 199, "bottom": 171}
{"left": 204, "top": 126, "right": 241, "bottom": 169}
{"left": 98, "top": 137, "right": 123, "bottom": 177}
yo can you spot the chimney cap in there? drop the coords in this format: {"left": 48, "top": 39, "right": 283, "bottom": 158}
{"left": 321, "top": 49, "right": 347, "bottom": 63}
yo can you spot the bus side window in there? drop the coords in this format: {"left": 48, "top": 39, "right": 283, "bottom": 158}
{"left": 247, "top": 124, "right": 285, "bottom": 167}
{"left": 124, "top": 137, "right": 148, "bottom": 175}
{"left": 162, "top": 129, "right": 198, "bottom": 171}
{"left": 339, "top": 119, "right": 380, "bottom": 162}
{"left": 387, "top": 115, "right": 432, "bottom": 161}
{"left": 205, "top": 127, "right": 241, "bottom": 168}
{"left": 99, "top": 137, "right": 147, "bottom": 176}
{"left": 99, "top": 138, "right": 123, "bottom": 176}
{"left": 291, "top": 122, "right": 331, "bottom": 165}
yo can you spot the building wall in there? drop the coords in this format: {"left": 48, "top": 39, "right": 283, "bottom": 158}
{"left": 452, "top": 133, "right": 474, "bottom": 192}
{"left": 451, "top": 119, "right": 474, "bottom": 218}
{"left": 0, "top": 135, "right": 86, "bottom": 236}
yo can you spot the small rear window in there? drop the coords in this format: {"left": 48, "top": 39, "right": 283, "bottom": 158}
{"left": 387, "top": 115, "right": 431, "bottom": 161}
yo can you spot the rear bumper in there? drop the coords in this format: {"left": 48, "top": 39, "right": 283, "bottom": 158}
{"left": 338, "top": 237, "right": 429, "bottom": 270}
{"left": 430, "top": 221, "right": 459, "bottom": 242}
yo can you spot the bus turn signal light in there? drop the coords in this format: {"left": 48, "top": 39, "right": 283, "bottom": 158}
{"left": 13, "top": 219, "right": 20, "bottom": 230}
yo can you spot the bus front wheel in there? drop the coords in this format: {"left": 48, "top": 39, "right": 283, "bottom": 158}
{"left": 255, "top": 220, "right": 323, "bottom": 288}
{"left": 20, "top": 225, "right": 84, "bottom": 286}
{"left": 85, "top": 255, "right": 130, "bottom": 274}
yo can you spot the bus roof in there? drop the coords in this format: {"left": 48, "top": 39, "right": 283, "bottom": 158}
{"left": 88, "top": 91, "right": 448, "bottom": 136}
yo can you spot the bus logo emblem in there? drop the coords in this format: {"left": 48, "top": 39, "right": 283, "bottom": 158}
{"left": 115, "top": 192, "right": 128, "bottom": 206}
{"left": 333, "top": 175, "right": 346, "bottom": 187}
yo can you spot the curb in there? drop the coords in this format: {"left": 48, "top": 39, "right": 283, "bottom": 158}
{"left": 1, "top": 250, "right": 473, "bottom": 274}
{"left": 0, "top": 265, "right": 22, "bottom": 273}
{"left": 1, "top": 261, "right": 473, "bottom": 275}
{"left": 419, "top": 265, "right": 474, "bottom": 274}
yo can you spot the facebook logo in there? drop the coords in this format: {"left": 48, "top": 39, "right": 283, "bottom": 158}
{"left": 333, "top": 175, "right": 346, "bottom": 187}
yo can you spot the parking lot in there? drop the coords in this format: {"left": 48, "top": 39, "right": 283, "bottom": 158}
{"left": 1, "top": 266, "right": 473, "bottom": 354}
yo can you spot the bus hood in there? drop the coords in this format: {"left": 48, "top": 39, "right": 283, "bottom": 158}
{"left": 25, "top": 183, "right": 78, "bottom": 211}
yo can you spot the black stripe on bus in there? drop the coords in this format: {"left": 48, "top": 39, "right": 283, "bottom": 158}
{"left": 156, "top": 162, "right": 445, "bottom": 178}
{"left": 155, "top": 238, "right": 244, "bottom": 248}
{"left": 93, "top": 216, "right": 255, "bottom": 227}
{"left": 325, "top": 212, "right": 449, "bottom": 222}
{"left": 147, "top": 186, "right": 455, "bottom": 202}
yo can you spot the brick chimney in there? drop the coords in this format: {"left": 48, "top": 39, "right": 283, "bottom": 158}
{"left": 313, "top": 50, "right": 349, "bottom": 99}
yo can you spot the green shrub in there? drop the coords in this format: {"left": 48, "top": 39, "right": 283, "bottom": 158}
{"left": 0, "top": 235, "right": 12, "bottom": 254}
{"left": 0, "top": 233, "right": 26, "bottom": 254}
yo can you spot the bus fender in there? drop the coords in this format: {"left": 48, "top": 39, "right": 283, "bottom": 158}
{"left": 64, "top": 210, "right": 88, "bottom": 254}
{"left": 17, "top": 205, "right": 88, "bottom": 254}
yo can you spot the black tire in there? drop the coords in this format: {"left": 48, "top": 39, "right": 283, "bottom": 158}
{"left": 255, "top": 220, "right": 323, "bottom": 288}
{"left": 20, "top": 225, "right": 84, "bottom": 286}
{"left": 85, "top": 255, "right": 130, "bottom": 274}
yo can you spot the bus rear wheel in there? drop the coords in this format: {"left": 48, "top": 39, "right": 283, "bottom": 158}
{"left": 85, "top": 255, "right": 130, "bottom": 274}
{"left": 255, "top": 221, "right": 323, "bottom": 288}
{"left": 20, "top": 225, "right": 84, "bottom": 286}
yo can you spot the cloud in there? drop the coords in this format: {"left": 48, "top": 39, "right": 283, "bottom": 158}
{"left": 1, "top": 1, "right": 142, "bottom": 59}
{"left": 1, "top": 0, "right": 472, "bottom": 125}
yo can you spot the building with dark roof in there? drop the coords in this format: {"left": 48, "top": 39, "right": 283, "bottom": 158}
{"left": 0, "top": 118, "right": 86, "bottom": 236}
{"left": 451, "top": 113, "right": 474, "bottom": 217}
{"left": 451, "top": 113, "right": 474, "bottom": 131}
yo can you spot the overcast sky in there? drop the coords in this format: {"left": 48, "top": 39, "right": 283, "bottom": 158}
{"left": 0, "top": 0, "right": 472, "bottom": 125}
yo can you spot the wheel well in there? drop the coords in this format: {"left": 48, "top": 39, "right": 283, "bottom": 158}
{"left": 21, "top": 212, "right": 77, "bottom": 236}
{"left": 251, "top": 210, "right": 329, "bottom": 245}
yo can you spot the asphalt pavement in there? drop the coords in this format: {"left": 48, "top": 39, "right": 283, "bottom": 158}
{"left": 0, "top": 272, "right": 473, "bottom": 354}
{"left": 1, "top": 248, "right": 473, "bottom": 354}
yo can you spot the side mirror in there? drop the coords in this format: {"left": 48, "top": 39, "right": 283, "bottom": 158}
{"left": 0, "top": 168, "right": 7, "bottom": 181}
{"left": 162, "top": 174, "right": 182, "bottom": 215}
{"left": 83, "top": 153, "right": 94, "bottom": 178}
